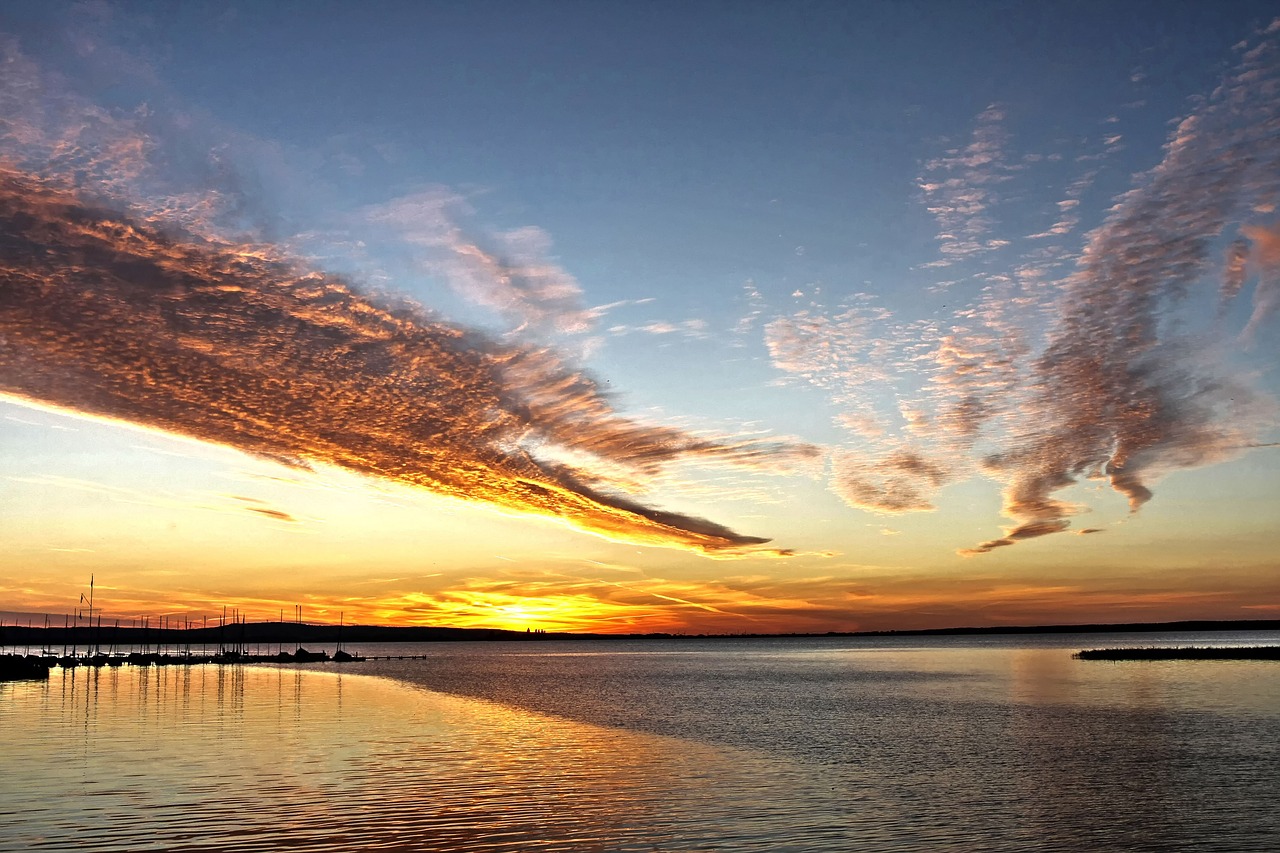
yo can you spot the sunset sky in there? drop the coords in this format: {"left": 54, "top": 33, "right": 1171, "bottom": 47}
{"left": 2, "top": 1, "right": 1278, "bottom": 634}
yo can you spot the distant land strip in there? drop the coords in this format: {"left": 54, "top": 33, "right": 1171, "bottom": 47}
{"left": 1, "top": 618, "right": 1278, "bottom": 648}
{"left": 1075, "top": 646, "right": 1280, "bottom": 661}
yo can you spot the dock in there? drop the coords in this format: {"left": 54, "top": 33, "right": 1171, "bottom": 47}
{"left": 0, "top": 649, "right": 440, "bottom": 680}
{"left": 1074, "top": 646, "right": 1280, "bottom": 661}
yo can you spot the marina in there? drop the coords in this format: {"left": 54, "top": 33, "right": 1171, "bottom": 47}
{"left": 0, "top": 649, "right": 389, "bottom": 679}
{"left": 0, "top": 583, "right": 441, "bottom": 679}
{"left": 0, "top": 631, "right": 442, "bottom": 679}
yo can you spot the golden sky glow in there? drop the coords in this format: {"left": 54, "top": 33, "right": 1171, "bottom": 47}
{"left": 1, "top": 6, "right": 1278, "bottom": 634}
{"left": 0, "top": 171, "right": 815, "bottom": 559}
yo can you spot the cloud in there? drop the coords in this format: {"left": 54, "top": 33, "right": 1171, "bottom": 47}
{"left": 1026, "top": 192, "right": 1088, "bottom": 240}
{"left": 230, "top": 495, "right": 298, "bottom": 523}
{"left": 606, "top": 318, "right": 710, "bottom": 340}
{"left": 753, "top": 22, "right": 1280, "bottom": 556}
{"left": 366, "top": 192, "right": 597, "bottom": 338}
{"left": 376, "top": 570, "right": 869, "bottom": 633}
{"left": 1222, "top": 236, "right": 1251, "bottom": 307}
{"left": 958, "top": 26, "right": 1280, "bottom": 553}
{"left": 245, "top": 506, "right": 298, "bottom": 523}
{"left": 763, "top": 295, "right": 905, "bottom": 440}
{"left": 958, "top": 519, "right": 1073, "bottom": 557}
{"left": 1239, "top": 221, "right": 1280, "bottom": 342}
{"left": 832, "top": 448, "right": 949, "bottom": 514}
{"left": 732, "top": 279, "right": 768, "bottom": 339}
{"left": 917, "top": 104, "right": 1014, "bottom": 266}
{"left": 0, "top": 170, "right": 813, "bottom": 556}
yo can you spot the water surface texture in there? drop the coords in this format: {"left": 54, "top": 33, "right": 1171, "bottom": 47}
{"left": 3, "top": 633, "right": 1278, "bottom": 851}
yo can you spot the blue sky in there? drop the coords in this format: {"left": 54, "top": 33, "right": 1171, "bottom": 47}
{"left": 1, "top": 1, "right": 1278, "bottom": 632}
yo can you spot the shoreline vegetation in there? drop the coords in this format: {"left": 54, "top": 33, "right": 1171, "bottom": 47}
{"left": 2, "top": 617, "right": 1279, "bottom": 649}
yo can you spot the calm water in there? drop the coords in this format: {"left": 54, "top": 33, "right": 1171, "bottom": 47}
{"left": 2, "top": 632, "right": 1278, "bottom": 851}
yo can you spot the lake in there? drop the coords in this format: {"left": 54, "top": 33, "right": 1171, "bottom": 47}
{"left": 3, "top": 632, "right": 1278, "bottom": 851}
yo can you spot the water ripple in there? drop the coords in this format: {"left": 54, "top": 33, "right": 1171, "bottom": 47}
{"left": 2, "top": 666, "right": 861, "bottom": 852}
{"left": 4, "top": 634, "right": 1279, "bottom": 852}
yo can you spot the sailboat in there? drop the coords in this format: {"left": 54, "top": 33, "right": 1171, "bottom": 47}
{"left": 289, "top": 605, "right": 329, "bottom": 662}
{"left": 332, "top": 612, "right": 365, "bottom": 662}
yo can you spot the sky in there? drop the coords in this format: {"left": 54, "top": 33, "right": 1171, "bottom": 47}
{"left": 1, "top": 1, "right": 1278, "bottom": 634}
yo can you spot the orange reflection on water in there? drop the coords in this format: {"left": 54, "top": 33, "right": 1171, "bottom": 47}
{"left": 1, "top": 664, "right": 846, "bottom": 852}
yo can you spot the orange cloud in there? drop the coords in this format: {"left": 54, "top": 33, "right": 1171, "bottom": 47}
{"left": 1239, "top": 221, "right": 1280, "bottom": 342}
{"left": 7, "top": 555, "right": 1278, "bottom": 634}
{"left": 0, "top": 171, "right": 813, "bottom": 557}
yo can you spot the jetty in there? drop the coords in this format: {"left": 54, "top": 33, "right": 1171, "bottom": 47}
{"left": 1075, "top": 646, "right": 1280, "bottom": 661}
{"left": 0, "top": 590, "right": 383, "bottom": 680}
{"left": 0, "top": 648, "right": 374, "bottom": 680}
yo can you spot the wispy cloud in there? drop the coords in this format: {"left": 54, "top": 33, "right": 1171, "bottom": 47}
{"left": 0, "top": 30, "right": 825, "bottom": 559}
{"left": 916, "top": 104, "right": 1014, "bottom": 267}
{"left": 244, "top": 506, "right": 298, "bottom": 523}
{"left": 230, "top": 495, "right": 299, "bottom": 524}
{"left": 606, "top": 318, "right": 710, "bottom": 340}
{"left": 365, "top": 191, "right": 597, "bottom": 338}
{"left": 764, "top": 293, "right": 904, "bottom": 441}
{"left": 959, "top": 23, "right": 1280, "bottom": 553}
{"left": 832, "top": 448, "right": 949, "bottom": 514}
{"left": 752, "top": 20, "right": 1280, "bottom": 554}
{"left": 1239, "top": 222, "right": 1280, "bottom": 343}
{"left": 0, "top": 171, "right": 813, "bottom": 556}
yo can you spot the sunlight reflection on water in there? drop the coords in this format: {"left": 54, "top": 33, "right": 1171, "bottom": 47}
{"left": 3, "top": 665, "right": 863, "bottom": 852}
{"left": 3, "top": 634, "right": 1279, "bottom": 852}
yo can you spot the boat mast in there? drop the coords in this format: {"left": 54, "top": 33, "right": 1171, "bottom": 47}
{"left": 89, "top": 574, "right": 97, "bottom": 656}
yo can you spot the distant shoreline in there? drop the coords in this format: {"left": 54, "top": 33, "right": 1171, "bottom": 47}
{"left": 2, "top": 617, "right": 1278, "bottom": 649}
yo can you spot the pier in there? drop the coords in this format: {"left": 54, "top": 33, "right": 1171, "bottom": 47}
{"left": 0, "top": 649, "right": 363, "bottom": 679}
{"left": 362, "top": 654, "right": 434, "bottom": 660}
{"left": 0, "top": 580, "right": 568, "bottom": 682}
{"left": 0, "top": 649, "right": 446, "bottom": 680}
